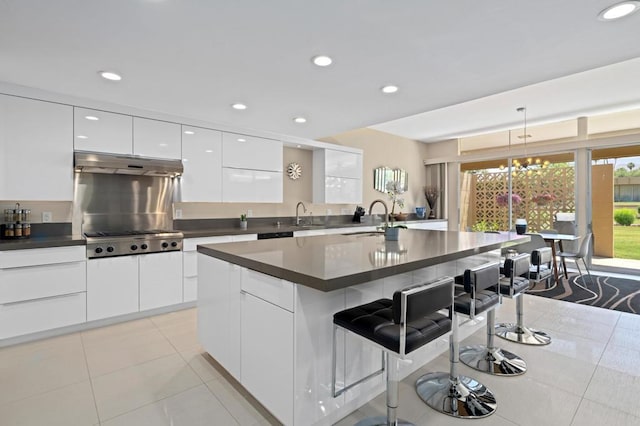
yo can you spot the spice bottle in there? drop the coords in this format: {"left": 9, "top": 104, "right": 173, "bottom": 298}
{"left": 5, "top": 224, "right": 15, "bottom": 237}
{"left": 23, "top": 223, "right": 31, "bottom": 237}
{"left": 14, "top": 224, "right": 23, "bottom": 237}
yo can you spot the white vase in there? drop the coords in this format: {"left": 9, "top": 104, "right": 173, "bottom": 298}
{"left": 240, "top": 220, "right": 247, "bottom": 230}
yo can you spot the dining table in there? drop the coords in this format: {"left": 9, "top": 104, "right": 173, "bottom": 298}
{"left": 537, "top": 232, "right": 581, "bottom": 283}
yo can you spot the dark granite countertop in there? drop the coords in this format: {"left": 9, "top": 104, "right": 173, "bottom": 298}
{"left": 0, "top": 235, "right": 86, "bottom": 251}
{"left": 180, "top": 219, "right": 447, "bottom": 238}
{"left": 197, "top": 229, "right": 528, "bottom": 292}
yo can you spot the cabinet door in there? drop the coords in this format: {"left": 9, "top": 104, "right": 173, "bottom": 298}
{"left": 133, "top": 117, "right": 181, "bottom": 159}
{"left": 180, "top": 126, "right": 222, "bottom": 202}
{"left": 221, "top": 168, "right": 283, "bottom": 203}
{"left": 0, "top": 94, "right": 73, "bottom": 201}
{"left": 222, "top": 133, "right": 282, "bottom": 172}
{"left": 197, "top": 255, "right": 241, "bottom": 379}
{"left": 139, "top": 251, "right": 183, "bottom": 311}
{"left": 325, "top": 176, "right": 362, "bottom": 204}
{"left": 241, "top": 292, "right": 294, "bottom": 425}
{"left": 87, "top": 256, "right": 139, "bottom": 321}
{"left": 325, "top": 149, "right": 362, "bottom": 179}
{"left": 74, "top": 107, "right": 133, "bottom": 154}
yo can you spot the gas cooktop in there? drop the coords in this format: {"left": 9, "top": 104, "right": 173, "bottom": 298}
{"left": 84, "top": 230, "right": 183, "bottom": 258}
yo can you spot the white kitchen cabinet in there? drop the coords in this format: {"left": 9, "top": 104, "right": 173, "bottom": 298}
{"left": 197, "top": 254, "right": 242, "bottom": 379}
{"left": 139, "top": 251, "right": 183, "bottom": 311}
{"left": 0, "top": 246, "right": 86, "bottom": 340}
{"left": 325, "top": 149, "right": 362, "bottom": 179}
{"left": 73, "top": 107, "right": 133, "bottom": 154}
{"left": 241, "top": 291, "right": 294, "bottom": 425}
{"left": 180, "top": 126, "right": 222, "bottom": 202}
{"left": 0, "top": 94, "right": 73, "bottom": 201}
{"left": 222, "top": 133, "right": 282, "bottom": 172}
{"left": 313, "top": 148, "right": 363, "bottom": 204}
{"left": 133, "top": 117, "right": 181, "bottom": 159}
{"left": 183, "top": 236, "right": 232, "bottom": 302}
{"left": 87, "top": 256, "right": 139, "bottom": 321}
{"left": 222, "top": 168, "right": 283, "bottom": 203}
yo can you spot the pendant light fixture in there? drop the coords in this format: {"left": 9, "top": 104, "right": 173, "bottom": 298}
{"left": 511, "top": 107, "right": 549, "bottom": 176}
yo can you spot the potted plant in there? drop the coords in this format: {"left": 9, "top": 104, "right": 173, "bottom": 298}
{"left": 386, "top": 180, "right": 406, "bottom": 221}
{"left": 240, "top": 213, "right": 247, "bottom": 230}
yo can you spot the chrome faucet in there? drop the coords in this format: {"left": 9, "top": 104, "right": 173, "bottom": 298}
{"left": 295, "top": 201, "right": 307, "bottom": 226}
{"left": 369, "top": 199, "right": 389, "bottom": 229}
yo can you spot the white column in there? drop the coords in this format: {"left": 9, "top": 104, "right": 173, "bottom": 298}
{"left": 447, "top": 162, "right": 460, "bottom": 231}
{"left": 574, "top": 147, "right": 592, "bottom": 261}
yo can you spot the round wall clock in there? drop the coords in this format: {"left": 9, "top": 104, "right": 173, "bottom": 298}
{"left": 287, "top": 162, "right": 302, "bottom": 180}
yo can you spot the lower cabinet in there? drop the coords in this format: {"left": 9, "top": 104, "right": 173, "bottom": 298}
{"left": 0, "top": 246, "right": 86, "bottom": 339}
{"left": 140, "top": 252, "right": 183, "bottom": 311}
{"left": 87, "top": 252, "right": 183, "bottom": 321}
{"left": 240, "top": 292, "right": 294, "bottom": 426}
{"left": 87, "top": 256, "right": 139, "bottom": 321}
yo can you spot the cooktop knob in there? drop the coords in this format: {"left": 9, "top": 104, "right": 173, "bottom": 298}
{"left": 95, "top": 247, "right": 103, "bottom": 254}
{"left": 106, "top": 246, "right": 115, "bottom": 253}
{"left": 171, "top": 241, "right": 178, "bottom": 247}
{"left": 162, "top": 242, "right": 169, "bottom": 248}
{"left": 130, "top": 244, "right": 138, "bottom": 251}
{"left": 141, "top": 244, "right": 148, "bottom": 250}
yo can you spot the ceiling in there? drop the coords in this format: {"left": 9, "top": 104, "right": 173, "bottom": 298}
{"left": 1, "top": 1, "right": 640, "bottom": 142}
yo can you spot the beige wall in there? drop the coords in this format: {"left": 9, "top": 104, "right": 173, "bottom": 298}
{"left": 0, "top": 201, "right": 72, "bottom": 224}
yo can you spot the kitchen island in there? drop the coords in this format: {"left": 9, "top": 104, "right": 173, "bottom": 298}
{"left": 197, "top": 229, "right": 526, "bottom": 425}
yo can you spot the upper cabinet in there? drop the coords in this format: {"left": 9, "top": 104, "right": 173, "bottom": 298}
{"left": 180, "top": 126, "right": 223, "bottom": 202}
{"left": 222, "top": 133, "right": 282, "bottom": 172}
{"left": 0, "top": 95, "right": 73, "bottom": 201}
{"left": 133, "top": 117, "right": 181, "bottom": 159}
{"left": 74, "top": 107, "right": 133, "bottom": 154}
{"left": 221, "top": 133, "right": 283, "bottom": 203}
{"left": 312, "top": 148, "right": 363, "bottom": 204}
{"left": 74, "top": 108, "right": 181, "bottom": 160}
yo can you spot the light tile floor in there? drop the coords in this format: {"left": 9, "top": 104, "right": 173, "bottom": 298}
{"left": 2, "top": 295, "right": 640, "bottom": 425}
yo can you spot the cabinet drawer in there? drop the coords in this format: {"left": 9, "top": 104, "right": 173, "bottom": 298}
{"left": 0, "top": 292, "right": 86, "bottom": 339}
{"left": 241, "top": 269, "right": 294, "bottom": 312}
{"left": 0, "top": 246, "right": 85, "bottom": 269}
{"left": 0, "top": 261, "right": 86, "bottom": 304}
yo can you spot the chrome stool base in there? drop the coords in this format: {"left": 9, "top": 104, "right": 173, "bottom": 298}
{"left": 495, "top": 323, "right": 551, "bottom": 346}
{"left": 415, "top": 372, "right": 497, "bottom": 419}
{"left": 355, "top": 417, "right": 414, "bottom": 426}
{"left": 459, "top": 345, "right": 527, "bottom": 376}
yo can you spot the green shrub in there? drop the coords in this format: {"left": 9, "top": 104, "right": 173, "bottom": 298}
{"left": 614, "top": 209, "right": 636, "bottom": 226}
{"left": 637, "top": 206, "right": 640, "bottom": 215}
{"left": 471, "top": 220, "right": 500, "bottom": 232}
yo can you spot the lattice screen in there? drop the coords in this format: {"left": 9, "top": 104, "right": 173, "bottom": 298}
{"left": 462, "top": 167, "right": 575, "bottom": 232}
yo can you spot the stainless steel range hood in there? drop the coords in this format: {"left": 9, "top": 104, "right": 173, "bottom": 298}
{"left": 74, "top": 151, "right": 183, "bottom": 177}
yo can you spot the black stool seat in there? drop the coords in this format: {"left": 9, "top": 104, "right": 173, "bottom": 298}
{"left": 334, "top": 299, "right": 451, "bottom": 354}
{"left": 496, "top": 276, "right": 529, "bottom": 295}
{"left": 454, "top": 290, "right": 499, "bottom": 316}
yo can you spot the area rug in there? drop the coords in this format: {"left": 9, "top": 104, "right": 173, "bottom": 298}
{"left": 527, "top": 273, "right": 640, "bottom": 314}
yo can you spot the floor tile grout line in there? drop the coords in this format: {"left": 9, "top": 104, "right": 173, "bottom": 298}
{"left": 202, "top": 377, "right": 244, "bottom": 426}
{"left": 79, "top": 331, "right": 102, "bottom": 426}
{"left": 580, "top": 395, "right": 640, "bottom": 421}
{"left": 87, "top": 350, "right": 181, "bottom": 380}
{"left": 97, "top": 382, "right": 205, "bottom": 424}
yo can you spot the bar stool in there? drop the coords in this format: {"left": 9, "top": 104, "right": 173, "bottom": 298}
{"left": 415, "top": 262, "right": 499, "bottom": 419}
{"left": 495, "top": 250, "right": 551, "bottom": 345}
{"left": 458, "top": 262, "right": 527, "bottom": 376}
{"left": 528, "top": 246, "right": 554, "bottom": 289}
{"left": 332, "top": 277, "right": 454, "bottom": 426}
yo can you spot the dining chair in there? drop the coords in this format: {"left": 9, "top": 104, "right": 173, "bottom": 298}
{"left": 557, "top": 233, "right": 594, "bottom": 287}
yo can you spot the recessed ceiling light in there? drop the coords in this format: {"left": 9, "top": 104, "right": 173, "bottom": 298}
{"left": 205, "top": 150, "right": 213, "bottom": 153}
{"left": 296, "top": 145, "right": 301, "bottom": 148}
{"left": 159, "top": 143, "right": 168, "bottom": 147}
{"left": 293, "top": 117, "right": 307, "bottom": 124}
{"left": 98, "top": 70, "right": 122, "bottom": 81}
{"left": 381, "top": 85, "right": 399, "bottom": 94}
{"left": 85, "top": 115, "right": 99, "bottom": 121}
{"left": 231, "top": 103, "right": 247, "bottom": 110}
{"left": 312, "top": 55, "right": 333, "bottom": 67}
{"left": 598, "top": 1, "right": 639, "bottom": 20}
{"left": 76, "top": 135, "right": 88, "bottom": 139}
{"left": 183, "top": 130, "right": 195, "bottom": 135}
{"left": 237, "top": 138, "right": 246, "bottom": 142}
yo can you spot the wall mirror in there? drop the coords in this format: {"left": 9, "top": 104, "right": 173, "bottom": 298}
{"left": 373, "top": 167, "right": 408, "bottom": 193}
